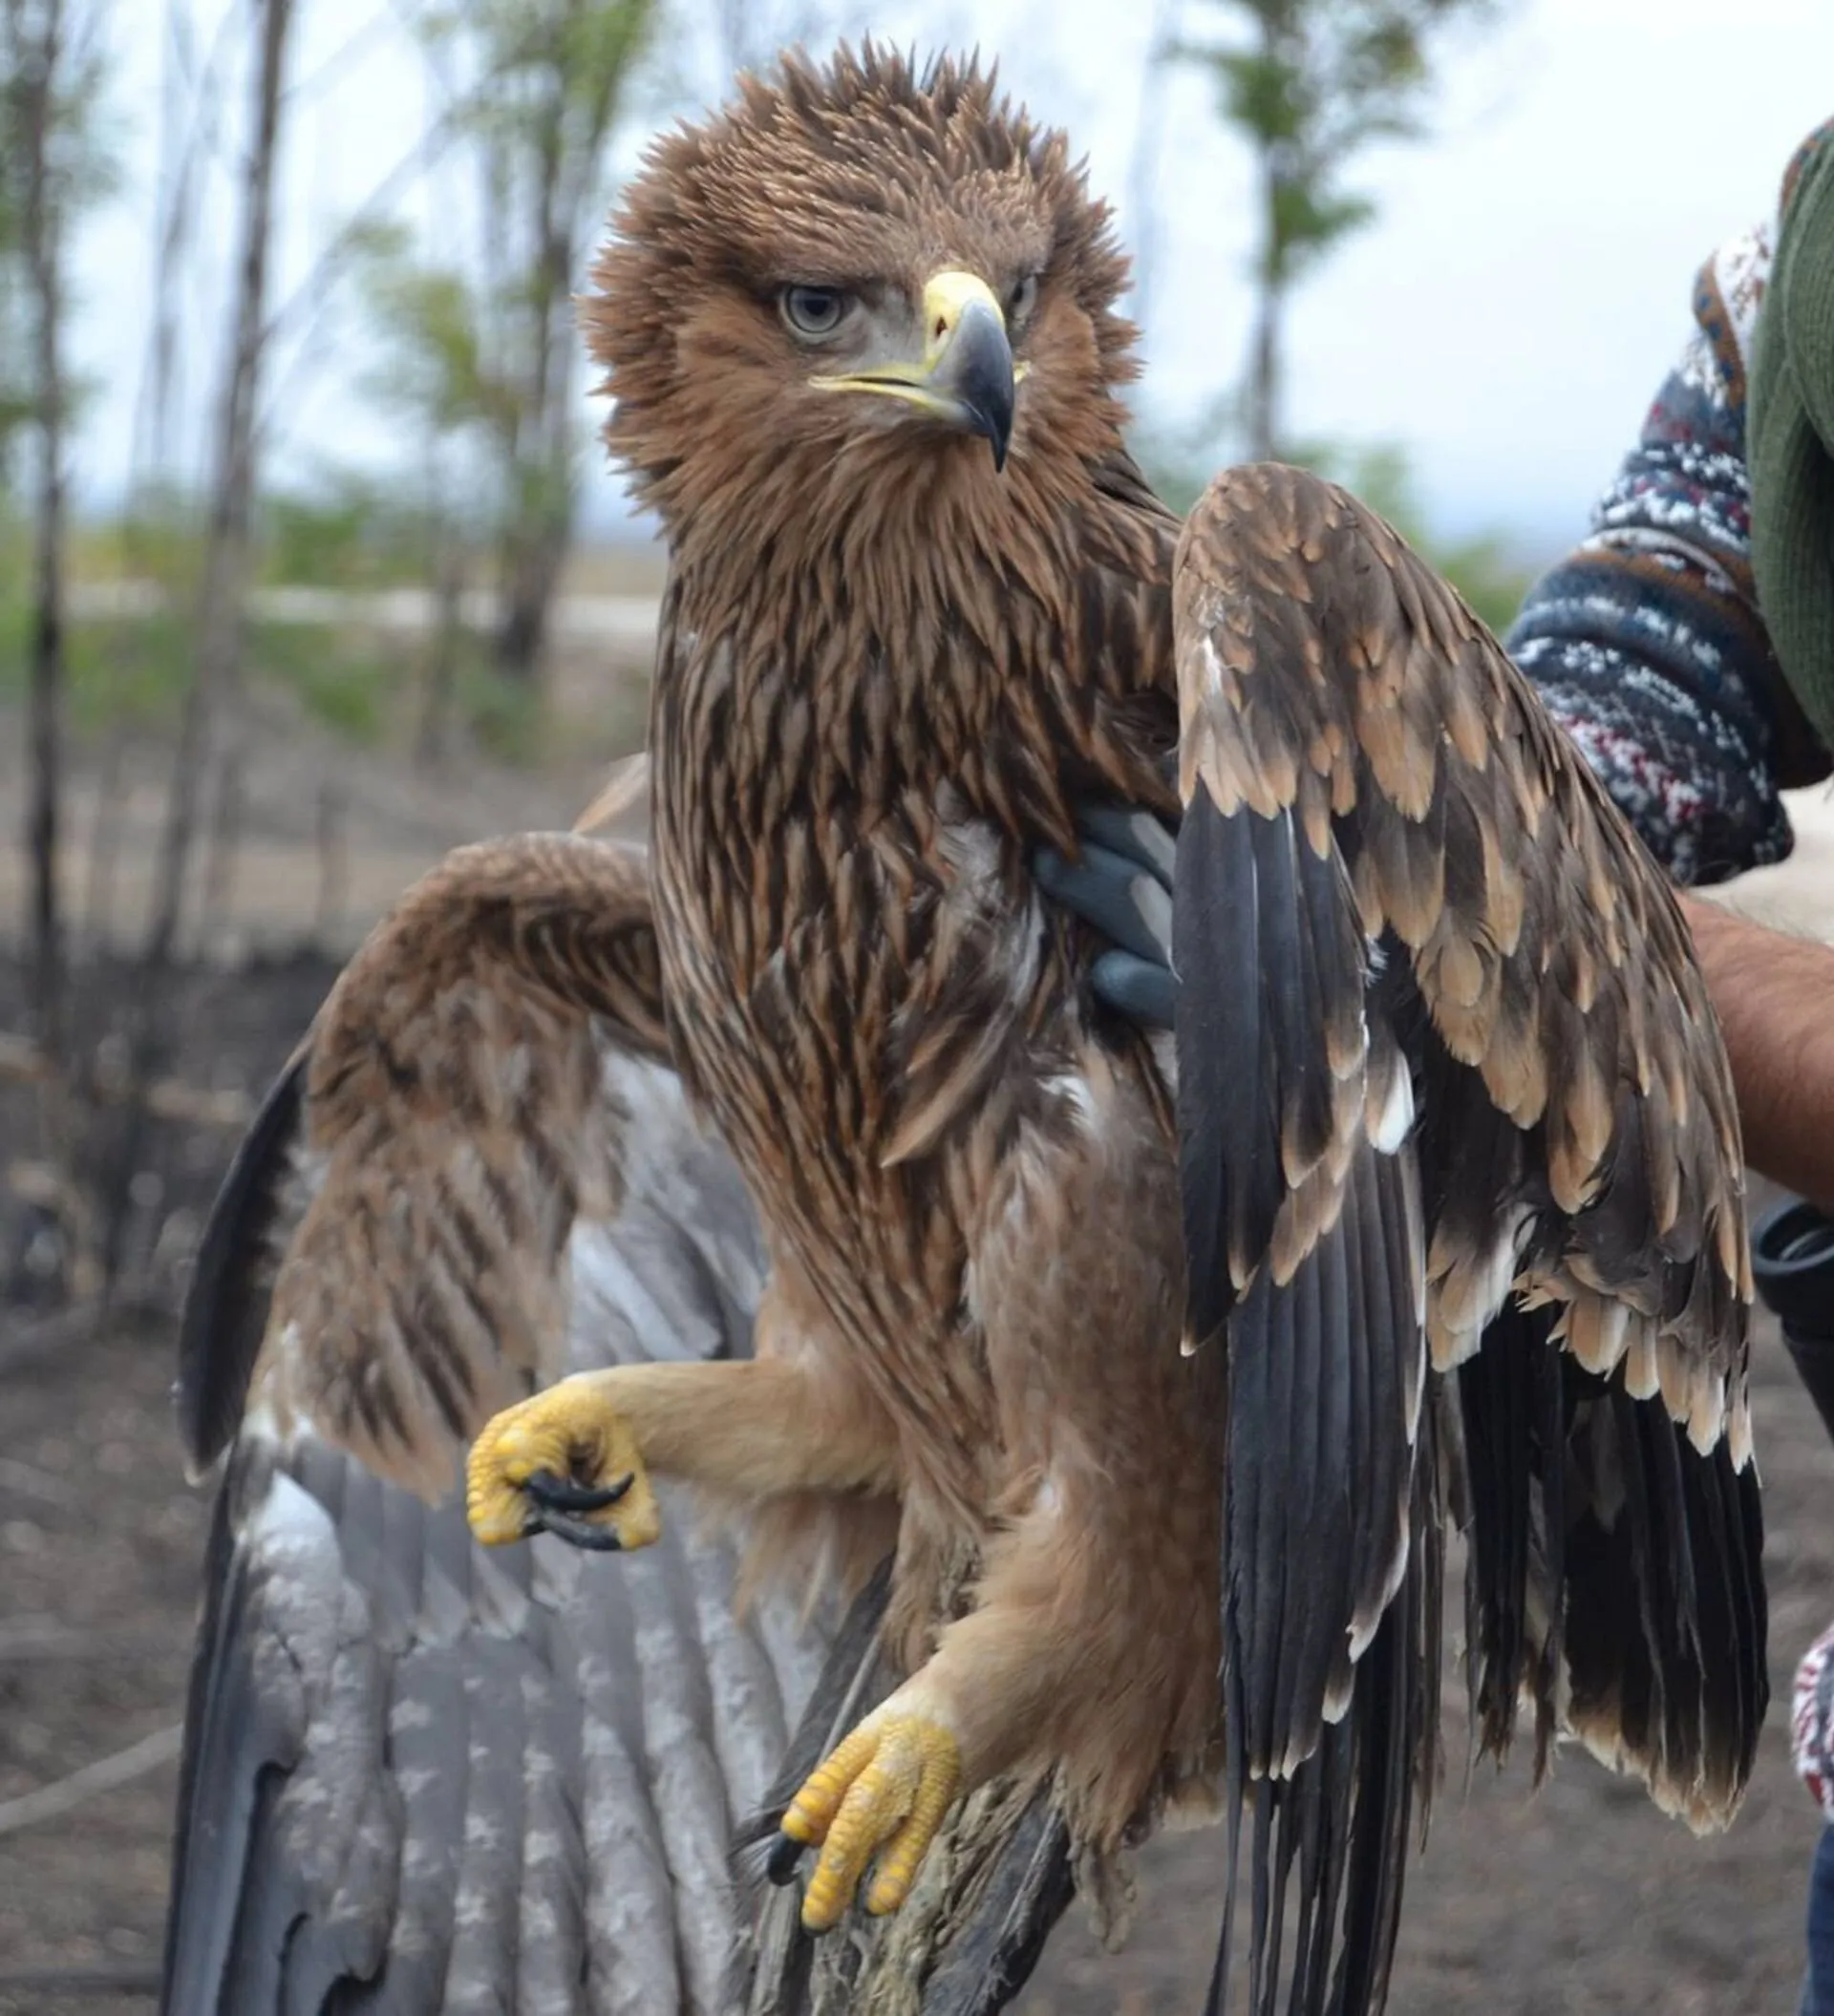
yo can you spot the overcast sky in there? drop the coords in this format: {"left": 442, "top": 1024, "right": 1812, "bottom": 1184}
{"left": 64, "top": 0, "right": 1834, "bottom": 561}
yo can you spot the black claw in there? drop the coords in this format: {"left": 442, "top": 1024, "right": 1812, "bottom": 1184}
{"left": 525, "top": 1506, "right": 627, "bottom": 1551}
{"left": 765, "top": 1829, "right": 806, "bottom": 1886}
{"left": 526, "top": 1466, "right": 634, "bottom": 1513}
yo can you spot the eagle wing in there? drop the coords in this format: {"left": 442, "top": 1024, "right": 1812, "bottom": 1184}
{"left": 161, "top": 831, "right": 1072, "bottom": 2016}
{"left": 160, "top": 834, "right": 835, "bottom": 2014}
{"left": 1169, "top": 464, "right": 1766, "bottom": 2012}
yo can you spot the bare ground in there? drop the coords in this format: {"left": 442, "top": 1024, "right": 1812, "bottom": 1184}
{"left": 1, "top": 718, "right": 1830, "bottom": 2014}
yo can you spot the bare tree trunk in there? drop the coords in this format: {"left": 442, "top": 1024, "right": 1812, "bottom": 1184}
{"left": 416, "top": 510, "right": 466, "bottom": 767}
{"left": 8, "top": 0, "right": 90, "bottom": 1305}
{"left": 132, "top": 0, "right": 206, "bottom": 499}
{"left": 312, "top": 779, "right": 347, "bottom": 951}
{"left": 1245, "top": 266, "right": 1282, "bottom": 462}
{"left": 495, "top": 517, "right": 567, "bottom": 677}
{"left": 140, "top": 0, "right": 292, "bottom": 978}
{"left": 1122, "top": 0, "right": 1182, "bottom": 342}
{"left": 104, "top": 0, "right": 295, "bottom": 1288}
{"left": 492, "top": 34, "right": 573, "bottom": 686}
{"left": 1245, "top": 125, "right": 1286, "bottom": 464}
{"left": 14, "top": 0, "right": 70, "bottom": 1074}
{"left": 1241, "top": 2, "right": 1289, "bottom": 465}
{"left": 195, "top": 751, "right": 243, "bottom": 960}
{"left": 80, "top": 732, "right": 123, "bottom": 946}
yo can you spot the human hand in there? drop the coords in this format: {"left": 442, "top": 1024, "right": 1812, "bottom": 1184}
{"left": 1034, "top": 802, "right": 1179, "bottom": 1032}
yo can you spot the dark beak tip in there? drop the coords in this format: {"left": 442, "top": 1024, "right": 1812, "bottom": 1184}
{"left": 948, "top": 301, "right": 1016, "bottom": 476}
{"left": 970, "top": 383, "right": 1013, "bottom": 474}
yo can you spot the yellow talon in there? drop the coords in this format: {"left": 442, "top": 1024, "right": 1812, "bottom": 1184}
{"left": 780, "top": 1707, "right": 962, "bottom": 1930}
{"left": 464, "top": 1374, "right": 662, "bottom": 1552}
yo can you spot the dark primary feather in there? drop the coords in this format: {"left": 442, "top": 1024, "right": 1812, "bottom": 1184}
{"left": 1453, "top": 1311, "right": 1766, "bottom": 1825}
{"left": 1177, "top": 465, "right": 1750, "bottom": 1425}
{"left": 1174, "top": 786, "right": 1425, "bottom": 1784}
{"left": 1179, "top": 795, "right": 1427, "bottom": 2016}
{"left": 175, "top": 1046, "right": 306, "bottom": 1475}
{"left": 1171, "top": 460, "right": 1765, "bottom": 2011}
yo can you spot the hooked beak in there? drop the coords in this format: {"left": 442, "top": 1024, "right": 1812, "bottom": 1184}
{"left": 811, "top": 269, "right": 1017, "bottom": 470}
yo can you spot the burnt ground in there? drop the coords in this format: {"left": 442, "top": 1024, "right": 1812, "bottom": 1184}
{"left": 1, "top": 943, "right": 1830, "bottom": 2015}
{"left": 0, "top": 950, "right": 334, "bottom": 2016}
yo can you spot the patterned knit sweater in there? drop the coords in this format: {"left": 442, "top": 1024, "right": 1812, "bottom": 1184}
{"left": 1506, "top": 124, "right": 1834, "bottom": 886}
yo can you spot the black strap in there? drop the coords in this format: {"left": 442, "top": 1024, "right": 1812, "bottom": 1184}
{"left": 1753, "top": 1193, "right": 1834, "bottom": 1442}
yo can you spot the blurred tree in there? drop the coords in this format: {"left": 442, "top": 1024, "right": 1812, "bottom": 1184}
{"left": 389, "top": 0, "right": 660, "bottom": 687}
{"left": 705, "top": 0, "right": 848, "bottom": 74}
{"left": 1174, "top": 0, "right": 1503, "bottom": 459}
{"left": 348, "top": 216, "right": 507, "bottom": 754}
{"left": 0, "top": 125, "right": 30, "bottom": 496}
{"left": 110, "top": 0, "right": 297, "bottom": 1292}
{"left": 143, "top": 0, "right": 296, "bottom": 966}
{"left": 0, "top": 0, "right": 116, "bottom": 1076}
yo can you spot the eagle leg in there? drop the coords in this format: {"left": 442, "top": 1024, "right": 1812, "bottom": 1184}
{"left": 466, "top": 1352, "right": 905, "bottom": 1551}
{"left": 780, "top": 1697, "right": 963, "bottom": 1928}
{"left": 765, "top": 1050, "right": 1221, "bottom": 1931}
{"left": 467, "top": 1372, "right": 663, "bottom": 1550}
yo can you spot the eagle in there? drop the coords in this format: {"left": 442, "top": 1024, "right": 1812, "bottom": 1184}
{"left": 164, "top": 42, "right": 1766, "bottom": 2016}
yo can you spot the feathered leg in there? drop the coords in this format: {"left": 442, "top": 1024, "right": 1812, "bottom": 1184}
{"left": 778, "top": 1050, "right": 1223, "bottom": 1930}
{"left": 467, "top": 1261, "right": 902, "bottom": 1547}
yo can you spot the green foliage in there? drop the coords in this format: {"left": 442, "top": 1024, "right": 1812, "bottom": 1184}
{"left": 64, "top": 611, "right": 206, "bottom": 734}
{"left": 0, "top": 590, "right": 400, "bottom": 744}
{"left": 0, "top": 0, "right": 122, "bottom": 480}
{"left": 348, "top": 218, "right": 511, "bottom": 445}
{"left": 352, "top": 0, "right": 663, "bottom": 681}
{"left": 1174, "top": 0, "right": 1505, "bottom": 457}
{"left": 1129, "top": 398, "right": 1239, "bottom": 517}
{"left": 251, "top": 619, "right": 395, "bottom": 745}
{"left": 456, "top": 649, "right": 546, "bottom": 763}
{"left": 1, "top": 484, "right": 400, "bottom": 747}
{"left": 1181, "top": 0, "right": 1497, "bottom": 286}
{"left": 258, "top": 476, "right": 443, "bottom": 590}
{"left": 0, "top": 583, "right": 195, "bottom": 734}
{"left": 88, "top": 483, "right": 204, "bottom": 590}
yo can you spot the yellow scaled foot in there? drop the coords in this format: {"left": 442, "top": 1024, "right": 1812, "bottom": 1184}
{"left": 780, "top": 1704, "right": 962, "bottom": 1930}
{"left": 465, "top": 1374, "right": 661, "bottom": 1553}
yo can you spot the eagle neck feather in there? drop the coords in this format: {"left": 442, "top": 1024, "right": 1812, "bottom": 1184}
{"left": 653, "top": 451, "right": 1183, "bottom": 855}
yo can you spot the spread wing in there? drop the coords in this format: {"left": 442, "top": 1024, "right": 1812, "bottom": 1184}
{"left": 161, "top": 832, "right": 1072, "bottom": 2016}
{"left": 160, "top": 834, "right": 832, "bottom": 2014}
{"left": 1170, "top": 464, "right": 1766, "bottom": 2014}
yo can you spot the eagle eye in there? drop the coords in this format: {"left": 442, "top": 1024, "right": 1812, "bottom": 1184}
{"left": 1008, "top": 273, "right": 1040, "bottom": 328}
{"left": 779, "top": 284, "right": 851, "bottom": 341}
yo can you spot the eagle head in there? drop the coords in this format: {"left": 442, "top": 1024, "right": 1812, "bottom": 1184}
{"left": 585, "top": 42, "right": 1139, "bottom": 556}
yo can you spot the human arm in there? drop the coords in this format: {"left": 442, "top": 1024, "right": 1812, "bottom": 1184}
{"left": 1504, "top": 217, "right": 1834, "bottom": 1208}
{"left": 1678, "top": 890, "right": 1834, "bottom": 1213}
{"left": 1503, "top": 222, "right": 1827, "bottom": 886}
